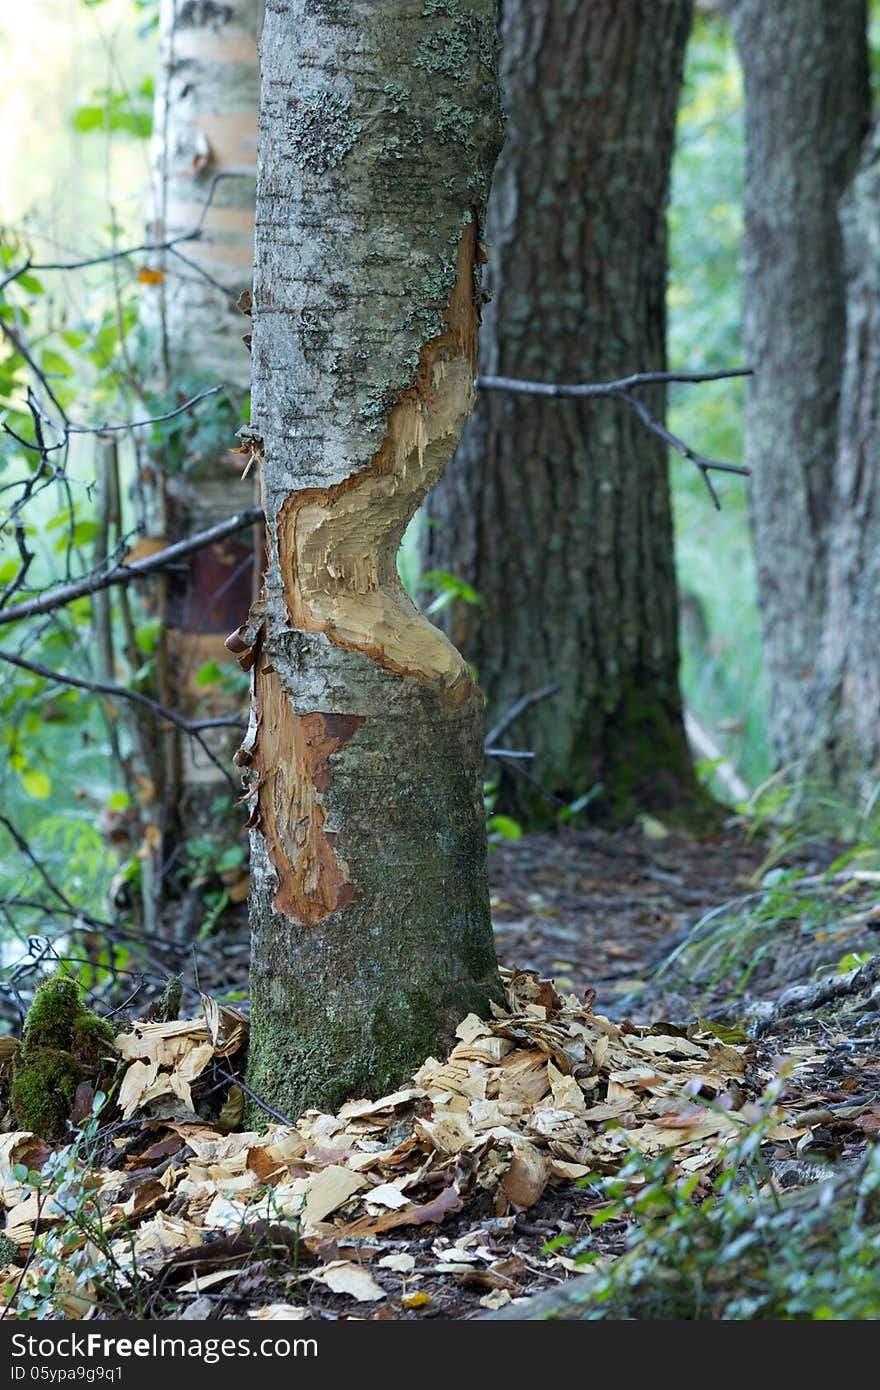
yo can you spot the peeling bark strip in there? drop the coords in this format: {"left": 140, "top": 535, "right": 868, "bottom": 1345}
{"left": 276, "top": 223, "right": 480, "bottom": 707}
{"left": 248, "top": 668, "right": 364, "bottom": 925}
{"left": 245, "top": 0, "right": 504, "bottom": 1119}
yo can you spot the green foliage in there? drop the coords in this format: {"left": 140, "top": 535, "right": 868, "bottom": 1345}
{"left": 73, "top": 80, "right": 154, "bottom": 139}
{"left": 6, "top": 1092, "right": 148, "bottom": 1320}
{"left": 556, "top": 786, "right": 604, "bottom": 825}
{"left": 418, "top": 567, "right": 483, "bottom": 616}
{"left": 647, "top": 836, "right": 880, "bottom": 1009}
{"left": 483, "top": 780, "right": 523, "bottom": 846}
{"left": 668, "top": 16, "right": 768, "bottom": 799}
{"left": 139, "top": 376, "right": 248, "bottom": 476}
{"left": 556, "top": 1101, "right": 880, "bottom": 1320}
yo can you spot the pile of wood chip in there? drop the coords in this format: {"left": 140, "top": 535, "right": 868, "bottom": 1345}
{"left": 1, "top": 969, "right": 773, "bottom": 1317}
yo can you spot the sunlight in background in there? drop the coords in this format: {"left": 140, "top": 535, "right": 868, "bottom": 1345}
{"left": 0, "top": 0, "right": 154, "bottom": 259}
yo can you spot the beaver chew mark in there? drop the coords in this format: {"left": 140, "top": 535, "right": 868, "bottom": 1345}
{"left": 278, "top": 221, "right": 482, "bottom": 708}
{"left": 253, "top": 665, "right": 364, "bottom": 926}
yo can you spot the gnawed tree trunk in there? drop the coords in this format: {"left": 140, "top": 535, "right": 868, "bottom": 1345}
{"left": 138, "top": 0, "right": 261, "bottom": 918}
{"left": 807, "top": 117, "right": 880, "bottom": 807}
{"left": 424, "top": 0, "right": 699, "bottom": 826}
{"left": 723, "top": 0, "right": 869, "bottom": 772}
{"left": 241, "top": 0, "right": 504, "bottom": 1118}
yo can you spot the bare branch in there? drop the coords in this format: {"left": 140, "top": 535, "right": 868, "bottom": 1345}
{"left": 485, "top": 682, "right": 562, "bottom": 747}
{"left": 2, "top": 173, "right": 238, "bottom": 283}
{"left": 478, "top": 367, "right": 751, "bottom": 396}
{"left": 0, "top": 649, "right": 242, "bottom": 789}
{"left": 477, "top": 368, "right": 750, "bottom": 509}
{"left": 0, "top": 506, "right": 262, "bottom": 627}
{"left": 67, "top": 383, "right": 222, "bottom": 436}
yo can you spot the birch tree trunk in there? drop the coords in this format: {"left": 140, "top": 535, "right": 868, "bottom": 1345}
{"left": 424, "top": 0, "right": 699, "bottom": 826}
{"left": 241, "top": 0, "right": 504, "bottom": 1117}
{"left": 139, "top": 0, "right": 261, "bottom": 902}
{"left": 723, "top": 0, "right": 868, "bottom": 771}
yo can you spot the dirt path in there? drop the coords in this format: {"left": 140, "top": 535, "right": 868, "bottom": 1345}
{"left": 488, "top": 823, "right": 767, "bottom": 1012}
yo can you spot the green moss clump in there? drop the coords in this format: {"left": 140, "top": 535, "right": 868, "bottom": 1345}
{"left": 18, "top": 974, "right": 83, "bottom": 1050}
{"left": 10, "top": 975, "right": 116, "bottom": 1140}
{"left": 10, "top": 1048, "right": 81, "bottom": 1143}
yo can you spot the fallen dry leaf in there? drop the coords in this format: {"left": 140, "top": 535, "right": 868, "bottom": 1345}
{"left": 2, "top": 969, "right": 772, "bottom": 1319}
{"left": 310, "top": 1261, "right": 386, "bottom": 1302}
{"left": 249, "top": 1304, "right": 311, "bottom": 1320}
{"left": 378, "top": 1253, "right": 416, "bottom": 1272}
{"left": 502, "top": 1140, "right": 549, "bottom": 1209}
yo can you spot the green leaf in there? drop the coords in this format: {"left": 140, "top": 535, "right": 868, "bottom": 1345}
{"left": 419, "top": 569, "right": 483, "bottom": 606}
{"left": 487, "top": 814, "right": 522, "bottom": 842}
{"left": 837, "top": 952, "right": 871, "bottom": 975}
{"left": 108, "top": 791, "right": 130, "bottom": 813}
{"left": 40, "top": 348, "right": 74, "bottom": 378}
{"left": 72, "top": 105, "right": 106, "bottom": 133}
{"left": 196, "top": 659, "right": 224, "bottom": 687}
{"left": 134, "top": 619, "right": 162, "bottom": 653}
{"left": 695, "top": 1017, "right": 748, "bottom": 1044}
{"left": 21, "top": 768, "right": 51, "bottom": 799}
{"left": 558, "top": 785, "right": 604, "bottom": 823}
{"left": 216, "top": 845, "right": 246, "bottom": 873}
{"left": 15, "top": 272, "right": 45, "bottom": 295}
{"left": 54, "top": 519, "right": 100, "bottom": 550}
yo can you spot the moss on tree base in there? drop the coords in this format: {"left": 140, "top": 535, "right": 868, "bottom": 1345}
{"left": 10, "top": 975, "right": 115, "bottom": 1140}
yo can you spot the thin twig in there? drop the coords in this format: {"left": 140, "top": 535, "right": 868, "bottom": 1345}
{"left": 0, "top": 650, "right": 240, "bottom": 789}
{"left": 0, "top": 506, "right": 262, "bottom": 627}
{"left": 485, "top": 683, "right": 562, "bottom": 747}
{"left": 478, "top": 367, "right": 752, "bottom": 396}
{"left": 67, "top": 383, "right": 222, "bottom": 436}
{"left": 214, "top": 1061, "right": 294, "bottom": 1129}
{"left": 3, "top": 173, "right": 236, "bottom": 280}
{"left": 484, "top": 748, "right": 534, "bottom": 759}
{"left": 477, "top": 368, "right": 751, "bottom": 509}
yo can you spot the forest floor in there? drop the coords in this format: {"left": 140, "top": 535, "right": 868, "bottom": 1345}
{"left": 2, "top": 820, "right": 880, "bottom": 1320}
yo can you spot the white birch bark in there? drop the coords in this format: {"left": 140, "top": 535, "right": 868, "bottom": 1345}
{"left": 242, "top": 0, "right": 504, "bottom": 1116}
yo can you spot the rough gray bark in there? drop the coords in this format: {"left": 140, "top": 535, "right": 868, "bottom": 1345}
{"left": 242, "top": 0, "right": 504, "bottom": 1118}
{"left": 807, "top": 118, "right": 880, "bottom": 805}
{"left": 424, "top": 0, "right": 700, "bottom": 825}
{"left": 140, "top": 0, "right": 261, "bottom": 874}
{"left": 724, "top": 0, "right": 869, "bottom": 772}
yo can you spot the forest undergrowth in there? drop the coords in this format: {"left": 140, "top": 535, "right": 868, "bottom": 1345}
{"left": 2, "top": 802, "right": 879, "bottom": 1322}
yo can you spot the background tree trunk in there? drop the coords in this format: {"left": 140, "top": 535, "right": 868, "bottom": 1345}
{"left": 423, "top": 0, "right": 698, "bottom": 826}
{"left": 807, "top": 116, "right": 880, "bottom": 808}
{"left": 724, "top": 0, "right": 869, "bottom": 772}
{"left": 244, "top": 0, "right": 504, "bottom": 1119}
{"left": 138, "top": 0, "right": 261, "bottom": 921}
